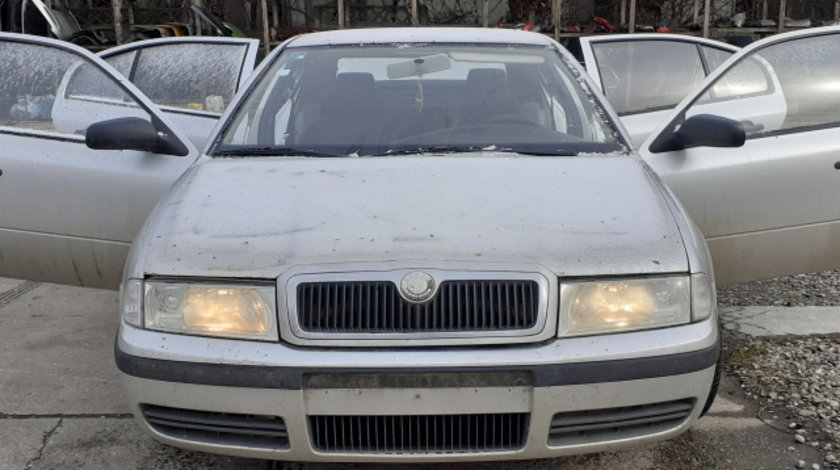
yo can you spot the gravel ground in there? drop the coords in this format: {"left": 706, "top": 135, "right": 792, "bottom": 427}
{"left": 720, "top": 269, "right": 840, "bottom": 470}
{"left": 725, "top": 335, "right": 840, "bottom": 470}
{"left": 718, "top": 269, "right": 840, "bottom": 307}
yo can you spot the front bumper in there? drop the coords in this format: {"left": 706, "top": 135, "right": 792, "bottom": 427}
{"left": 116, "top": 320, "right": 718, "bottom": 462}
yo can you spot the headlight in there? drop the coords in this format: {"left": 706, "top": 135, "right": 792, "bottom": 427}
{"left": 142, "top": 280, "right": 278, "bottom": 341}
{"left": 558, "top": 276, "right": 690, "bottom": 337}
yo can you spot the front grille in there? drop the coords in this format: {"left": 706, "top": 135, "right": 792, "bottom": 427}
{"left": 309, "top": 413, "right": 529, "bottom": 454}
{"left": 142, "top": 405, "right": 289, "bottom": 449}
{"left": 297, "top": 280, "right": 538, "bottom": 333}
{"left": 548, "top": 399, "right": 694, "bottom": 446}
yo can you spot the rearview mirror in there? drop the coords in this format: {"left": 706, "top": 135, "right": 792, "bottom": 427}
{"left": 86, "top": 117, "right": 189, "bottom": 156}
{"left": 649, "top": 114, "right": 746, "bottom": 153}
{"left": 387, "top": 54, "right": 451, "bottom": 79}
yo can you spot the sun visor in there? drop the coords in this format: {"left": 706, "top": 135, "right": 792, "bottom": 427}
{"left": 448, "top": 51, "right": 545, "bottom": 64}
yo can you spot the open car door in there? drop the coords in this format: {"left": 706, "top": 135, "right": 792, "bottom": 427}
{"left": 0, "top": 33, "right": 198, "bottom": 289}
{"left": 20, "top": 0, "right": 81, "bottom": 41}
{"left": 640, "top": 26, "right": 840, "bottom": 286}
{"left": 99, "top": 37, "right": 260, "bottom": 149}
{"left": 579, "top": 34, "right": 738, "bottom": 148}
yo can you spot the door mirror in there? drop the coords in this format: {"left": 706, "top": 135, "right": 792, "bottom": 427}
{"left": 86, "top": 117, "right": 189, "bottom": 156}
{"left": 649, "top": 114, "right": 746, "bottom": 153}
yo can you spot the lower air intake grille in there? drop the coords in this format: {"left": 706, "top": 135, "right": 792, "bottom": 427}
{"left": 548, "top": 399, "right": 694, "bottom": 446}
{"left": 309, "top": 413, "right": 529, "bottom": 454}
{"left": 142, "top": 405, "right": 289, "bottom": 449}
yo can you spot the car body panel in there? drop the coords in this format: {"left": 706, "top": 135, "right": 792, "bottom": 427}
{"left": 0, "top": 33, "right": 198, "bottom": 288}
{"left": 117, "top": 314, "right": 717, "bottom": 460}
{"left": 579, "top": 34, "right": 739, "bottom": 147}
{"left": 286, "top": 27, "right": 558, "bottom": 47}
{"left": 641, "top": 26, "right": 840, "bottom": 285}
{"left": 99, "top": 37, "right": 260, "bottom": 149}
{"left": 133, "top": 155, "right": 688, "bottom": 280}
{"left": 120, "top": 367, "right": 715, "bottom": 461}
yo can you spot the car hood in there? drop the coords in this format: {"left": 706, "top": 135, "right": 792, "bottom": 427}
{"left": 134, "top": 154, "right": 688, "bottom": 278}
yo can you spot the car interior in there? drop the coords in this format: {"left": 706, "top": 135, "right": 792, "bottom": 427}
{"left": 249, "top": 52, "right": 596, "bottom": 156}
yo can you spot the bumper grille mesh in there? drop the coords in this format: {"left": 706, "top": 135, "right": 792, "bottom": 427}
{"left": 548, "top": 399, "right": 694, "bottom": 446}
{"left": 309, "top": 413, "right": 529, "bottom": 454}
{"left": 297, "top": 280, "right": 538, "bottom": 333}
{"left": 142, "top": 405, "right": 289, "bottom": 449}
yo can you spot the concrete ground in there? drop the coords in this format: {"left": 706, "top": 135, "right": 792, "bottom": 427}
{"left": 0, "top": 278, "right": 836, "bottom": 470}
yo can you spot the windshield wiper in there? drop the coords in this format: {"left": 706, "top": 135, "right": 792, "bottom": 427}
{"left": 495, "top": 148, "right": 579, "bottom": 157}
{"left": 213, "top": 146, "right": 341, "bottom": 158}
{"left": 374, "top": 146, "right": 578, "bottom": 157}
{"left": 373, "top": 146, "right": 487, "bottom": 156}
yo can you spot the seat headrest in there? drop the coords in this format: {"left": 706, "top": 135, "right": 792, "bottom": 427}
{"left": 466, "top": 68, "right": 507, "bottom": 88}
{"left": 335, "top": 72, "right": 375, "bottom": 90}
{"left": 324, "top": 73, "right": 376, "bottom": 116}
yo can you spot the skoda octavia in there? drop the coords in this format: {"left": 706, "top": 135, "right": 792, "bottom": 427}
{"left": 3, "top": 22, "right": 839, "bottom": 463}
{"left": 106, "top": 28, "right": 723, "bottom": 461}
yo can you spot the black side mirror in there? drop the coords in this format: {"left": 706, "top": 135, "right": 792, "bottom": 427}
{"left": 86, "top": 117, "right": 189, "bottom": 157}
{"left": 649, "top": 114, "right": 746, "bottom": 153}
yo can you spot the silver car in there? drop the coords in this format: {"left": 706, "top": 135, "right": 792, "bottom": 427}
{"left": 1, "top": 26, "right": 839, "bottom": 462}
{"left": 116, "top": 28, "right": 720, "bottom": 461}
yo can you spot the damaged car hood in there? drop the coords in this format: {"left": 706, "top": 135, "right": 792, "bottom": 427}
{"left": 133, "top": 154, "right": 688, "bottom": 278}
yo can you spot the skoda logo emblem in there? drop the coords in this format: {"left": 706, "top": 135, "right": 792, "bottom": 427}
{"left": 399, "top": 272, "right": 436, "bottom": 303}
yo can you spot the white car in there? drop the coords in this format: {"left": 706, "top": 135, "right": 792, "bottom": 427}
{"left": 0, "top": 26, "right": 838, "bottom": 462}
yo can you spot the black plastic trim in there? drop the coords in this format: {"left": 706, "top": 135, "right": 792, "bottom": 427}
{"left": 0, "top": 128, "right": 85, "bottom": 143}
{"left": 115, "top": 339, "right": 719, "bottom": 390}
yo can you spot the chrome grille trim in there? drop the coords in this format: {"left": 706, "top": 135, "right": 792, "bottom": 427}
{"left": 297, "top": 280, "right": 538, "bottom": 333}
{"left": 308, "top": 413, "right": 529, "bottom": 454}
{"left": 548, "top": 399, "right": 695, "bottom": 446}
{"left": 281, "top": 268, "right": 552, "bottom": 347}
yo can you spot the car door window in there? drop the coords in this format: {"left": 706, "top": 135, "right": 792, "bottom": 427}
{"left": 103, "top": 50, "right": 136, "bottom": 77}
{"left": 700, "top": 56, "right": 771, "bottom": 101}
{"left": 0, "top": 40, "right": 150, "bottom": 137}
{"left": 700, "top": 45, "right": 733, "bottom": 71}
{"left": 756, "top": 34, "right": 840, "bottom": 132}
{"left": 690, "top": 54, "right": 777, "bottom": 137}
{"left": 131, "top": 43, "right": 248, "bottom": 113}
{"left": 591, "top": 41, "right": 706, "bottom": 116}
{"left": 690, "top": 34, "right": 840, "bottom": 137}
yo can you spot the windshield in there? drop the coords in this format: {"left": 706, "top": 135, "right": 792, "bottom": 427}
{"left": 215, "top": 44, "right": 625, "bottom": 157}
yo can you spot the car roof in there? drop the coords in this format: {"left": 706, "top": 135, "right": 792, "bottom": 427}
{"left": 286, "top": 27, "right": 556, "bottom": 48}
{"left": 579, "top": 32, "right": 740, "bottom": 51}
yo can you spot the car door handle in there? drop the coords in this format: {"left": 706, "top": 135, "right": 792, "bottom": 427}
{"left": 835, "top": 161, "right": 840, "bottom": 170}
{"left": 740, "top": 120, "right": 764, "bottom": 134}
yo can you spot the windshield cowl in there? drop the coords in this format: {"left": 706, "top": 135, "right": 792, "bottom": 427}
{"left": 211, "top": 144, "right": 628, "bottom": 159}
